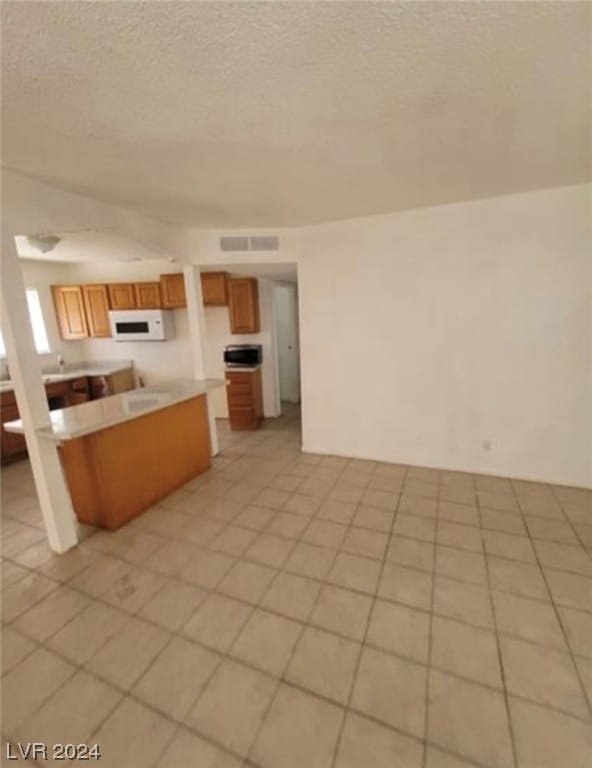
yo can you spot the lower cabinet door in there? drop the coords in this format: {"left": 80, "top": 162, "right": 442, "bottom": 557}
{"left": 68, "top": 392, "right": 91, "bottom": 406}
{"left": 89, "top": 376, "right": 111, "bottom": 399}
{"left": 227, "top": 393, "right": 254, "bottom": 407}
{"left": 1, "top": 403, "right": 27, "bottom": 458}
{"left": 228, "top": 406, "right": 257, "bottom": 430}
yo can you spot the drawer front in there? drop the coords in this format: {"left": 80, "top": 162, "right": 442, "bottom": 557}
{"left": 70, "top": 377, "right": 89, "bottom": 392}
{"left": 68, "top": 392, "right": 91, "bottom": 406}
{"left": 0, "top": 391, "right": 16, "bottom": 407}
{"left": 228, "top": 406, "right": 257, "bottom": 429}
{"left": 45, "top": 381, "right": 68, "bottom": 398}
{"left": 227, "top": 381, "right": 252, "bottom": 397}
{"left": 226, "top": 371, "right": 253, "bottom": 383}
{"left": 89, "top": 375, "right": 111, "bottom": 398}
{"left": 227, "top": 392, "right": 253, "bottom": 407}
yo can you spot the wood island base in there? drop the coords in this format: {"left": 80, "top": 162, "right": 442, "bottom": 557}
{"left": 58, "top": 395, "right": 211, "bottom": 530}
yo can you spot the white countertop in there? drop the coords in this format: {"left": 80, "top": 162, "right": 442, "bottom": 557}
{"left": 225, "top": 365, "right": 261, "bottom": 372}
{"left": 4, "top": 378, "right": 226, "bottom": 441}
{"left": 0, "top": 361, "right": 133, "bottom": 394}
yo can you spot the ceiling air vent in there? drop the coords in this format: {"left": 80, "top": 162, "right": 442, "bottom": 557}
{"left": 220, "top": 236, "right": 249, "bottom": 252}
{"left": 219, "top": 235, "right": 280, "bottom": 252}
{"left": 249, "top": 236, "right": 279, "bottom": 251}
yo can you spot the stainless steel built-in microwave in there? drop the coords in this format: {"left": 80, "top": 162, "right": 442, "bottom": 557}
{"left": 224, "top": 344, "right": 263, "bottom": 367}
{"left": 109, "top": 310, "right": 175, "bottom": 341}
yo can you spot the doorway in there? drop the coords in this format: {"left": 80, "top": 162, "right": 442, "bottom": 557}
{"left": 273, "top": 283, "right": 300, "bottom": 406}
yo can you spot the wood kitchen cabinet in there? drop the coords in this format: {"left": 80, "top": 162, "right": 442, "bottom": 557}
{"left": 82, "top": 284, "right": 112, "bottom": 337}
{"left": 45, "top": 380, "right": 69, "bottom": 410}
{"left": 201, "top": 272, "right": 228, "bottom": 306}
{"left": 59, "top": 394, "right": 211, "bottom": 530}
{"left": 107, "top": 283, "right": 136, "bottom": 310}
{"left": 0, "top": 370, "right": 134, "bottom": 464}
{"left": 51, "top": 285, "right": 89, "bottom": 340}
{"left": 89, "top": 368, "right": 134, "bottom": 399}
{"left": 225, "top": 368, "right": 263, "bottom": 430}
{"left": 1, "top": 392, "right": 27, "bottom": 463}
{"left": 160, "top": 273, "right": 187, "bottom": 308}
{"left": 228, "top": 277, "right": 260, "bottom": 334}
{"left": 89, "top": 376, "right": 110, "bottom": 399}
{"left": 134, "top": 282, "right": 162, "bottom": 309}
{"left": 67, "top": 376, "right": 91, "bottom": 405}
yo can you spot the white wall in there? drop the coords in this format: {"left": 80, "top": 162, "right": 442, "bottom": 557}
{"left": 299, "top": 184, "right": 592, "bottom": 488}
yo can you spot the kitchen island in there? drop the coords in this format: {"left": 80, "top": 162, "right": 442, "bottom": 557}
{"left": 4, "top": 378, "right": 225, "bottom": 530}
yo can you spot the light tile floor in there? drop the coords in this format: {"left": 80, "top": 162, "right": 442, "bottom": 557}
{"left": 2, "top": 404, "right": 592, "bottom": 767}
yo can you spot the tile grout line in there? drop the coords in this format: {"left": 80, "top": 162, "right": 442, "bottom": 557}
{"left": 6, "top": 476, "right": 592, "bottom": 583}
{"left": 87, "top": 493, "right": 592, "bottom": 582}
{"left": 512, "top": 484, "right": 592, "bottom": 720}
{"left": 3, "top": 447, "right": 592, "bottom": 766}
{"left": 7, "top": 594, "right": 592, "bottom": 768}
{"left": 74, "top": 440, "right": 304, "bottom": 765}
{"left": 548, "top": 483, "right": 592, "bottom": 557}
{"left": 5, "top": 525, "right": 585, "bottom": 610}
{"left": 328, "top": 463, "right": 409, "bottom": 768}
{"left": 242, "top": 458, "right": 355, "bottom": 767}
{"left": 4, "top": 428, "right": 304, "bottom": 768}
{"left": 6, "top": 496, "right": 591, "bottom": 575}
{"left": 6, "top": 507, "right": 592, "bottom": 685}
{"left": 6, "top": 528, "right": 592, "bottom": 668}
{"left": 478, "top": 480, "right": 520, "bottom": 768}
{"left": 3, "top": 657, "right": 80, "bottom": 767}
{"left": 421, "top": 470, "right": 446, "bottom": 768}
{"left": 14, "top": 476, "right": 592, "bottom": 596}
{"left": 8, "top": 547, "right": 592, "bottom": 730}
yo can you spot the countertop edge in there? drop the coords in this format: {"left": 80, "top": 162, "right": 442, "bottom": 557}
{"left": 4, "top": 378, "right": 227, "bottom": 441}
{"left": 0, "top": 362, "right": 134, "bottom": 394}
{"left": 224, "top": 365, "right": 262, "bottom": 373}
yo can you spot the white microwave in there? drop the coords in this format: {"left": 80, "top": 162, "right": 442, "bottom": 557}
{"left": 109, "top": 309, "right": 174, "bottom": 341}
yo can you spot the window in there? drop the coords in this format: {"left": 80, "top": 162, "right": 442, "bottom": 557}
{"left": 26, "top": 289, "right": 51, "bottom": 353}
{"left": 0, "top": 289, "right": 51, "bottom": 356}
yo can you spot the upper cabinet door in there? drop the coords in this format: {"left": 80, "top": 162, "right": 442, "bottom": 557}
{"left": 134, "top": 282, "right": 162, "bottom": 309}
{"left": 160, "top": 273, "right": 187, "bottom": 308}
{"left": 228, "top": 278, "right": 260, "bottom": 334}
{"left": 201, "top": 272, "right": 229, "bottom": 306}
{"left": 82, "top": 285, "right": 112, "bottom": 337}
{"left": 51, "top": 285, "right": 89, "bottom": 340}
{"left": 107, "top": 283, "right": 136, "bottom": 310}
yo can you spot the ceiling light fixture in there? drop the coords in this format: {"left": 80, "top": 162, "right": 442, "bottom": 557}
{"left": 26, "top": 233, "right": 61, "bottom": 253}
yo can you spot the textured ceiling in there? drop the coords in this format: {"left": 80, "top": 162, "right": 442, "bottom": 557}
{"left": 2, "top": 2, "right": 591, "bottom": 227}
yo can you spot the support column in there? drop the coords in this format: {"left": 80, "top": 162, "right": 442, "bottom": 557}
{"left": 1, "top": 233, "right": 78, "bottom": 553}
{"left": 183, "top": 265, "right": 219, "bottom": 456}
